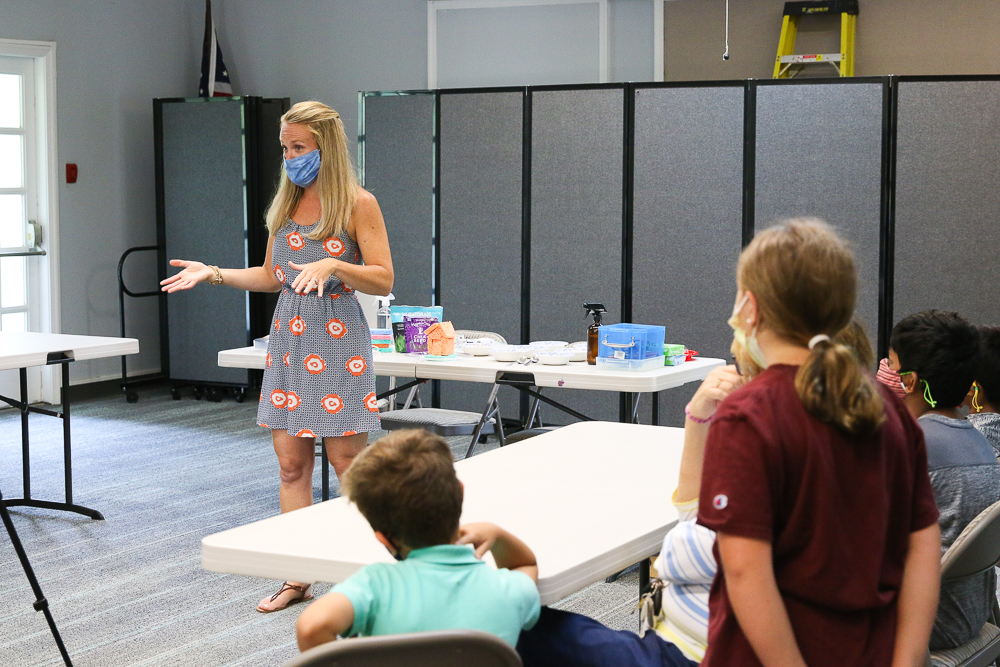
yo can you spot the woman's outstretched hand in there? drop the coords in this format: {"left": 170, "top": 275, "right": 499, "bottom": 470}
{"left": 160, "top": 259, "right": 213, "bottom": 292}
{"left": 289, "top": 259, "right": 339, "bottom": 297}
{"left": 687, "top": 364, "right": 745, "bottom": 422}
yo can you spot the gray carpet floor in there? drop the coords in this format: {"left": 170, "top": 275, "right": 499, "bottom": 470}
{"left": 0, "top": 387, "right": 640, "bottom": 666}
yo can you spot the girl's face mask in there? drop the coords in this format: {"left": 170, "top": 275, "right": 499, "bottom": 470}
{"left": 728, "top": 293, "right": 767, "bottom": 376}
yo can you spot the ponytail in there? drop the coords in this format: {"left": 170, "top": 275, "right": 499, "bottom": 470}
{"left": 795, "top": 338, "right": 885, "bottom": 436}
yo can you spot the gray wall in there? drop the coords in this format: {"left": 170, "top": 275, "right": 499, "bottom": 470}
{"left": 632, "top": 84, "right": 745, "bottom": 426}
{"left": 530, "top": 87, "right": 623, "bottom": 424}
{"left": 438, "top": 91, "right": 524, "bottom": 415}
{"left": 0, "top": 0, "right": 204, "bottom": 384}
{"left": 754, "top": 81, "right": 884, "bottom": 343}
{"left": 894, "top": 80, "right": 1000, "bottom": 329}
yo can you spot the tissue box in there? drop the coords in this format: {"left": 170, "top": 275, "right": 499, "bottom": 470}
{"left": 425, "top": 321, "right": 456, "bottom": 356}
{"left": 663, "top": 343, "right": 686, "bottom": 366}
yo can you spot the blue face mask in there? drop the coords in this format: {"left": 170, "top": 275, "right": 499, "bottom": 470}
{"left": 284, "top": 149, "right": 321, "bottom": 188}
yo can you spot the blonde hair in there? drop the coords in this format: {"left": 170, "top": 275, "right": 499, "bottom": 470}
{"left": 265, "top": 101, "right": 358, "bottom": 241}
{"left": 738, "top": 218, "right": 885, "bottom": 436}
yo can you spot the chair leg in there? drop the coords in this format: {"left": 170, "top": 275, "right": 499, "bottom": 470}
{"left": 495, "top": 401, "right": 506, "bottom": 447}
{"left": 402, "top": 386, "right": 420, "bottom": 410}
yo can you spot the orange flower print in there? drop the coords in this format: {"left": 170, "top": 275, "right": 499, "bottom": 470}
{"left": 354, "top": 250, "right": 359, "bottom": 263}
{"left": 342, "top": 286, "right": 354, "bottom": 294}
{"left": 283, "top": 352, "right": 290, "bottom": 366}
{"left": 270, "top": 389, "right": 288, "bottom": 409}
{"left": 346, "top": 356, "right": 367, "bottom": 376}
{"left": 364, "top": 392, "right": 379, "bottom": 412}
{"left": 260, "top": 423, "right": 269, "bottom": 429}
{"left": 322, "top": 394, "right": 344, "bottom": 414}
{"left": 266, "top": 353, "right": 272, "bottom": 368}
{"left": 274, "top": 264, "right": 286, "bottom": 283}
{"left": 286, "top": 231, "right": 305, "bottom": 250}
{"left": 285, "top": 391, "right": 301, "bottom": 411}
{"left": 326, "top": 319, "right": 346, "bottom": 338}
{"left": 343, "top": 430, "right": 358, "bottom": 436}
{"left": 324, "top": 237, "right": 345, "bottom": 257}
{"left": 330, "top": 294, "right": 340, "bottom": 300}
{"left": 289, "top": 316, "right": 306, "bottom": 336}
{"left": 274, "top": 318, "right": 280, "bottom": 332}
{"left": 304, "top": 354, "right": 327, "bottom": 374}
{"left": 295, "top": 429, "right": 317, "bottom": 438}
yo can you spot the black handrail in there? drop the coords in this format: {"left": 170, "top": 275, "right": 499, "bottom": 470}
{"left": 117, "top": 246, "right": 163, "bottom": 401}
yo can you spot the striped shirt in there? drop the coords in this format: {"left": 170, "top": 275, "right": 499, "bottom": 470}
{"left": 651, "top": 494, "right": 715, "bottom": 663}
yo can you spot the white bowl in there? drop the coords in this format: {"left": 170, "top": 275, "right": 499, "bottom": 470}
{"left": 565, "top": 347, "right": 588, "bottom": 362}
{"left": 529, "top": 340, "right": 568, "bottom": 349}
{"left": 536, "top": 349, "right": 573, "bottom": 365}
{"left": 492, "top": 345, "right": 533, "bottom": 362}
{"left": 462, "top": 340, "right": 495, "bottom": 356}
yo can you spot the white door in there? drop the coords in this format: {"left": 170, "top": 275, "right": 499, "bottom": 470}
{"left": 0, "top": 55, "right": 41, "bottom": 404}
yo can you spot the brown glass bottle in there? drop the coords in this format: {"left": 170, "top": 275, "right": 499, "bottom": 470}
{"left": 587, "top": 322, "right": 600, "bottom": 364}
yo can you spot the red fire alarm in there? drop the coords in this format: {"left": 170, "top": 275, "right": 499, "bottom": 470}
{"left": 66, "top": 163, "right": 78, "bottom": 184}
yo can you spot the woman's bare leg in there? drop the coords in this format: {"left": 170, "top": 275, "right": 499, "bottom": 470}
{"left": 258, "top": 429, "right": 317, "bottom": 612}
{"left": 324, "top": 432, "right": 369, "bottom": 480}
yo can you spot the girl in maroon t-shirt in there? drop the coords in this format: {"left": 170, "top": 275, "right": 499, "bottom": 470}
{"left": 695, "top": 219, "right": 941, "bottom": 667}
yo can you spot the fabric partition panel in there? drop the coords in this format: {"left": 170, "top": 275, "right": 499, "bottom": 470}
{"left": 894, "top": 79, "right": 1000, "bottom": 331}
{"left": 754, "top": 80, "right": 885, "bottom": 355}
{"left": 438, "top": 91, "right": 524, "bottom": 415}
{"left": 362, "top": 93, "right": 434, "bottom": 410}
{"left": 530, "top": 87, "right": 623, "bottom": 424}
{"left": 632, "top": 85, "right": 745, "bottom": 427}
{"left": 361, "top": 94, "right": 435, "bottom": 308}
{"left": 161, "top": 99, "right": 249, "bottom": 385}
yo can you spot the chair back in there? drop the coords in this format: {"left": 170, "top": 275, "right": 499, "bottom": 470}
{"left": 941, "top": 499, "right": 1000, "bottom": 581}
{"left": 281, "top": 630, "right": 522, "bottom": 667}
{"left": 456, "top": 330, "right": 507, "bottom": 345}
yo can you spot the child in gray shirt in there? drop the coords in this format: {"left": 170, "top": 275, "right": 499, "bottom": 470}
{"left": 891, "top": 311, "right": 1000, "bottom": 650}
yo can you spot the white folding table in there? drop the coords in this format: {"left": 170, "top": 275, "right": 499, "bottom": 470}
{"left": 202, "top": 421, "right": 683, "bottom": 605}
{"left": 219, "top": 347, "right": 723, "bottom": 428}
{"left": 0, "top": 332, "right": 140, "bottom": 519}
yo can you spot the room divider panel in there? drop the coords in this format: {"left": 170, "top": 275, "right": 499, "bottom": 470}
{"left": 893, "top": 78, "right": 1000, "bottom": 331}
{"left": 359, "top": 93, "right": 435, "bottom": 309}
{"left": 530, "top": 86, "right": 624, "bottom": 424}
{"left": 631, "top": 83, "right": 745, "bottom": 426}
{"left": 437, "top": 89, "right": 525, "bottom": 414}
{"left": 754, "top": 79, "right": 886, "bottom": 349}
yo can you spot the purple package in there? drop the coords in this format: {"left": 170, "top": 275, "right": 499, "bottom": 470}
{"left": 403, "top": 316, "right": 438, "bottom": 353}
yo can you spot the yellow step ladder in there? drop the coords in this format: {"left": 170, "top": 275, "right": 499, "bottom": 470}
{"left": 774, "top": 0, "right": 858, "bottom": 78}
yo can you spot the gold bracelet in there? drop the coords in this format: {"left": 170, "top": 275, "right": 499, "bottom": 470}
{"left": 209, "top": 265, "right": 223, "bottom": 285}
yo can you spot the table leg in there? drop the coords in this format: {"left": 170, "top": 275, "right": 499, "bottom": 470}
{"left": 639, "top": 557, "right": 650, "bottom": 591}
{"left": 61, "top": 362, "right": 72, "bottom": 505}
{"left": 3, "top": 361, "right": 103, "bottom": 520}
{"left": 20, "top": 368, "right": 30, "bottom": 500}
{"left": 320, "top": 440, "right": 329, "bottom": 502}
{"left": 465, "top": 383, "right": 502, "bottom": 459}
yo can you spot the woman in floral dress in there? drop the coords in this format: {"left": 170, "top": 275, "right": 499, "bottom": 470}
{"left": 161, "top": 101, "right": 393, "bottom": 612}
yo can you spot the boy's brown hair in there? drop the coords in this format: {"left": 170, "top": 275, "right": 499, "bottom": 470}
{"left": 341, "top": 429, "right": 463, "bottom": 549}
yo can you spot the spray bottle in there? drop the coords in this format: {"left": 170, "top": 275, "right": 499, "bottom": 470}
{"left": 584, "top": 303, "right": 607, "bottom": 365}
{"left": 377, "top": 293, "right": 395, "bottom": 329}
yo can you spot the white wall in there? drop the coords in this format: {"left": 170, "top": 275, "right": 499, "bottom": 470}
{"left": 1, "top": 0, "right": 657, "bottom": 386}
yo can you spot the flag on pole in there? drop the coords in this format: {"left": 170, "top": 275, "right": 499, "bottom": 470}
{"left": 199, "top": 0, "right": 232, "bottom": 97}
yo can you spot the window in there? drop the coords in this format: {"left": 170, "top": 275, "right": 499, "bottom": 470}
{"left": 0, "top": 55, "right": 34, "bottom": 333}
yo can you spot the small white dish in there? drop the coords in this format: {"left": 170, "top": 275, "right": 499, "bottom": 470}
{"left": 492, "top": 345, "right": 533, "bottom": 362}
{"left": 529, "top": 340, "right": 568, "bottom": 349}
{"left": 565, "top": 347, "right": 588, "bottom": 362}
{"left": 462, "top": 340, "right": 495, "bottom": 356}
{"left": 536, "top": 349, "right": 573, "bottom": 365}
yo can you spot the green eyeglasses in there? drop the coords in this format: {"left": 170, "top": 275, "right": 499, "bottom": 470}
{"left": 899, "top": 371, "right": 937, "bottom": 408}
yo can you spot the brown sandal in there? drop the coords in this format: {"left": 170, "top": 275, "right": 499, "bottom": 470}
{"left": 256, "top": 582, "right": 314, "bottom": 613}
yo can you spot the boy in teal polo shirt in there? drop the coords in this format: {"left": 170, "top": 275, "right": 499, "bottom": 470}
{"left": 296, "top": 429, "right": 541, "bottom": 651}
